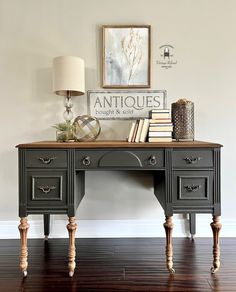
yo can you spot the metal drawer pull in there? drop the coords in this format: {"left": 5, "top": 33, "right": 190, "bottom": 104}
{"left": 38, "top": 157, "right": 56, "bottom": 164}
{"left": 38, "top": 185, "right": 56, "bottom": 194}
{"left": 184, "top": 184, "right": 201, "bottom": 192}
{"left": 82, "top": 156, "right": 91, "bottom": 166}
{"left": 183, "top": 157, "right": 201, "bottom": 164}
{"left": 149, "top": 155, "right": 157, "bottom": 166}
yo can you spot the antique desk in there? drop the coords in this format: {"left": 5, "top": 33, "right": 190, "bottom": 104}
{"left": 16, "top": 140, "right": 222, "bottom": 277}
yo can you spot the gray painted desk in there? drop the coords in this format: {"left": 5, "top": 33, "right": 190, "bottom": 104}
{"left": 16, "top": 140, "right": 222, "bottom": 277}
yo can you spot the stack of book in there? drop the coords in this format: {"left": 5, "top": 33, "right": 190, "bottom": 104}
{"left": 148, "top": 109, "right": 173, "bottom": 142}
{"left": 128, "top": 119, "right": 150, "bottom": 143}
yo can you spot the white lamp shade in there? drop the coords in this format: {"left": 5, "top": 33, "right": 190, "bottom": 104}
{"left": 53, "top": 56, "right": 85, "bottom": 96}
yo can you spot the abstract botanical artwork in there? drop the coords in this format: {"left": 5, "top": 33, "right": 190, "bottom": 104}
{"left": 102, "top": 25, "right": 151, "bottom": 88}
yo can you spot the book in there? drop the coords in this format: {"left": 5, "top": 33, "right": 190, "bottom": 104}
{"left": 135, "top": 119, "right": 144, "bottom": 143}
{"left": 151, "top": 109, "right": 170, "bottom": 113}
{"left": 149, "top": 118, "right": 172, "bottom": 124}
{"left": 148, "top": 137, "right": 173, "bottom": 142}
{"left": 128, "top": 121, "right": 136, "bottom": 142}
{"left": 149, "top": 122, "right": 172, "bottom": 126}
{"left": 132, "top": 120, "right": 139, "bottom": 142}
{"left": 149, "top": 125, "right": 173, "bottom": 132}
{"left": 175, "top": 138, "right": 194, "bottom": 141}
{"left": 151, "top": 113, "right": 170, "bottom": 119}
{"left": 149, "top": 131, "right": 172, "bottom": 137}
{"left": 140, "top": 119, "right": 150, "bottom": 142}
{"left": 150, "top": 109, "right": 170, "bottom": 119}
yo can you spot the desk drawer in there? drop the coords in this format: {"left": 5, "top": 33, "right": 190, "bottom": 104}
{"left": 27, "top": 170, "right": 67, "bottom": 207}
{"left": 173, "top": 149, "right": 213, "bottom": 168}
{"left": 173, "top": 170, "right": 213, "bottom": 205}
{"left": 75, "top": 150, "right": 164, "bottom": 169}
{"left": 26, "top": 150, "right": 67, "bottom": 168}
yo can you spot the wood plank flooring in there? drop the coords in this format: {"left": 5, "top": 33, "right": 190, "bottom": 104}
{"left": 0, "top": 238, "right": 235, "bottom": 291}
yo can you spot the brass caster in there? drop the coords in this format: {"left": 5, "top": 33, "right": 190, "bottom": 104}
{"left": 211, "top": 266, "right": 219, "bottom": 274}
{"left": 23, "top": 270, "right": 27, "bottom": 277}
{"left": 69, "top": 271, "right": 74, "bottom": 277}
{"left": 168, "top": 268, "right": 175, "bottom": 274}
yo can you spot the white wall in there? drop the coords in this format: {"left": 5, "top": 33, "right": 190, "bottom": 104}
{"left": 0, "top": 0, "right": 236, "bottom": 238}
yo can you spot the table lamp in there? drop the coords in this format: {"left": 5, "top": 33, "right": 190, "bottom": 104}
{"left": 53, "top": 56, "right": 85, "bottom": 122}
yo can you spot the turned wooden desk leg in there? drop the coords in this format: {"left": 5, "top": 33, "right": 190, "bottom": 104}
{"left": 210, "top": 215, "right": 222, "bottom": 274}
{"left": 163, "top": 216, "right": 175, "bottom": 274}
{"left": 66, "top": 217, "right": 77, "bottom": 277}
{"left": 18, "top": 217, "right": 29, "bottom": 277}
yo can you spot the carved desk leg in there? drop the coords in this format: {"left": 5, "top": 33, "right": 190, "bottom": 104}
{"left": 210, "top": 216, "right": 222, "bottom": 274}
{"left": 66, "top": 217, "right": 77, "bottom": 277}
{"left": 163, "top": 216, "right": 175, "bottom": 274}
{"left": 18, "top": 217, "right": 29, "bottom": 277}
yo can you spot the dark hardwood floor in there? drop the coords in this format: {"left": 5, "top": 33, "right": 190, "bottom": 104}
{"left": 0, "top": 238, "right": 235, "bottom": 291}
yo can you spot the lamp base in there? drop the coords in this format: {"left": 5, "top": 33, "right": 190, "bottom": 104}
{"left": 63, "top": 92, "right": 73, "bottom": 122}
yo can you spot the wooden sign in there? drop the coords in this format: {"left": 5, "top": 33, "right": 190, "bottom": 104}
{"left": 87, "top": 90, "right": 167, "bottom": 120}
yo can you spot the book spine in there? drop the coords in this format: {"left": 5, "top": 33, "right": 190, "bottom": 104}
{"left": 128, "top": 121, "right": 136, "bottom": 142}
{"left": 149, "top": 131, "right": 172, "bottom": 137}
{"left": 149, "top": 119, "right": 172, "bottom": 124}
{"left": 135, "top": 119, "right": 144, "bottom": 142}
{"left": 151, "top": 113, "right": 170, "bottom": 119}
{"left": 149, "top": 123, "right": 172, "bottom": 126}
{"left": 139, "top": 119, "right": 150, "bottom": 142}
{"left": 132, "top": 120, "right": 139, "bottom": 142}
{"left": 151, "top": 109, "right": 170, "bottom": 113}
{"left": 149, "top": 126, "right": 173, "bottom": 132}
{"left": 148, "top": 137, "right": 172, "bottom": 142}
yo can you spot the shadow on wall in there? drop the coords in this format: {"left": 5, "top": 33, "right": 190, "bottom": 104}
{"left": 0, "top": 149, "right": 18, "bottom": 217}
{"left": 92, "top": 170, "right": 154, "bottom": 189}
{"left": 33, "top": 67, "right": 61, "bottom": 122}
{"left": 34, "top": 66, "right": 97, "bottom": 121}
{"left": 78, "top": 170, "right": 161, "bottom": 220}
{"left": 85, "top": 170, "right": 154, "bottom": 193}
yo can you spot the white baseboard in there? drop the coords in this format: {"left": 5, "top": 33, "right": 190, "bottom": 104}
{"left": 0, "top": 217, "right": 235, "bottom": 239}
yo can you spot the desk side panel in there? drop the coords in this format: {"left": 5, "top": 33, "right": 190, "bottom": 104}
{"left": 74, "top": 171, "right": 85, "bottom": 213}
{"left": 68, "top": 149, "right": 85, "bottom": 217}
{"left": 19, "top": 149, "right": 27, "bottom": 217}
{"left": 213, "top": 148, "right": 221, "bottom": 215}
{"left": 153, "top": 171, "right": 166, "bottom": 210}
{"left": 153, "top": 148, "right": 173, "bottom": 216}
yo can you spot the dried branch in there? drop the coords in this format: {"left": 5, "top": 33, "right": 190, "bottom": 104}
{"left": 121, "top": 28, "right": 143, "bottom": 84}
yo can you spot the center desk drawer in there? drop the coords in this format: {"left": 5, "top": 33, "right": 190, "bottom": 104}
{"left": 173, "top": 149, "right": 213, "bottom": 168}
{"left": 75, "top": 150, "right": 164, "bottom": 169}
{"left": 26, "top": 150, "right": 67, "bottom": 168}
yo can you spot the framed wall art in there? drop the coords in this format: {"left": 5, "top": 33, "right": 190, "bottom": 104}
{"left": 102, "top": 25, "right": 151, "bottom": 88}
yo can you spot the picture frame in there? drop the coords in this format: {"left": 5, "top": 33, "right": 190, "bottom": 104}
{"left": 102, "top": 25, "right": 151, "bottom": 88}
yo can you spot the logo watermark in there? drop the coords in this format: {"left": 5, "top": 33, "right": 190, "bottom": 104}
{"left": 156, "top": 45, "right": 177, "bottom": 69}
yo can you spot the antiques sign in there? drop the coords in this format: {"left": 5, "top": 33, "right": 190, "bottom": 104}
{"left": 87, "top": 90, "right": 167, "bottom": 120}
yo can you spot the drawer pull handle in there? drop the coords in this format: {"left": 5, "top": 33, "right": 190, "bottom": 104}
{"left": 82, "top": 156, "right": 91, "bottom": 166}
{"left": 38, "top": 157, "right": 56, "bottom": 165}
{"left": 183, "top": 157, "right": 201, "bottom": 164}
{"left": 149, "top": 155, "right": 157, "bottom": 166}
{"left": 184, "top": 184, "right": 201, "bottom": 192}
{"left": 38, "top": 185, "right": 56, "bottom": 194}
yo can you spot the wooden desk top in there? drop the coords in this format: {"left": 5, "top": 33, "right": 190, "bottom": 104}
{"left": 16, "top": 140, "right": 223, "bottom": 149}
